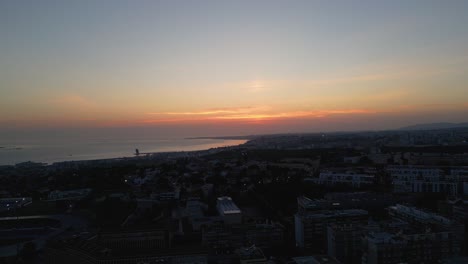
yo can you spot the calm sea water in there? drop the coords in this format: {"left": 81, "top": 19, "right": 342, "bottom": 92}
{"left": 0, "top": 138, "right": 247, "bottom": 165}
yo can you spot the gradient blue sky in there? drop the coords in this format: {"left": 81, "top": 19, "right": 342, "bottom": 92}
{"left": 1, "top": 0, "right": 468, "bottom": 137}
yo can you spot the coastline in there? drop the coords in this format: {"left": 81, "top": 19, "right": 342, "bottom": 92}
{"left": 185, "top": 135, "right": 255, "bottom": 140}
{"left": 0, "top": 138, "right": 250, "bottom": 167}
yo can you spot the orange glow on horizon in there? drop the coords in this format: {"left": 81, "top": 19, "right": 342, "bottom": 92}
{"left": 3, "top": 103, "right": 467, "bottom": 129}
{"left": 141, "top": 108, "right": 375, "bottom": 124}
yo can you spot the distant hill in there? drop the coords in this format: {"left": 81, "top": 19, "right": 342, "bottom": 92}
{"left": 400, "top": 122, "right": 468, "bottom": 131}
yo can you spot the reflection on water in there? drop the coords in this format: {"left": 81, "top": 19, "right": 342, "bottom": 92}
{"left": 0, "top": 138, "right": 246, "bottom": 165}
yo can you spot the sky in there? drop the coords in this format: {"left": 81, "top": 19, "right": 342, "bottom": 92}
{"left": 1, "top": 0, "right": 468, "bottom": 138}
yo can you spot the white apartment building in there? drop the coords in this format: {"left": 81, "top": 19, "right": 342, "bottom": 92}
{"left": 387, "top": 166, "right": 468, "bottom": 195}
{"left": 315, "top": 170, "right": 375, "bottom": 188}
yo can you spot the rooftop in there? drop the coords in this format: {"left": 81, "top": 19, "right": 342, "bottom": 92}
{"left": 300, "top": 209, "right": 368, "bottom": 219}
{"left": 389, "top": 204, "right": 452, "bottom": 225}
{"left": 236, "top": 245, "right": 266, "bottom": 260}
{"left": 216, "top": 196, "right": 241, "bottom": 215}
{"left": 293, "top": 255, "right": 341, "bottom": 264}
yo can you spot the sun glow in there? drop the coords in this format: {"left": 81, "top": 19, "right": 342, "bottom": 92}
{"left": 142, "top": 108, "right": 375, "bottom": 124}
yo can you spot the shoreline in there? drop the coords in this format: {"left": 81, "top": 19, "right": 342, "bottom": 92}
{"left": 185, "top": 135, "right": 255, "bottom": 140}
{"left": 0, "top": 139, "right": 250, "bottom": 167}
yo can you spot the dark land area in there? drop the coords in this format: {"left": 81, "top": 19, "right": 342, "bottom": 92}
{"left": 1, "top": 127, "right": 468, "bottom": 263}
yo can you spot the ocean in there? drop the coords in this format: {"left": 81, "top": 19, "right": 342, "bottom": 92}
{"left": 0, "top": 137, "right": 247, "bottom": 165}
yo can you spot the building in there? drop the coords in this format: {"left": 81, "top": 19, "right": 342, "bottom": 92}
{"left": 362, "top": 230, "right": 455, "bottom": 264}
{"left": 361, "top": 232, "right": 405, "bottom": 264}
{"left": 150, "top": 188, "right": 180, "bottom": 201}
{"left": 388, "top": 204, "right": 461, "bottom": 229}
{"left": 327, "top": 223, "right": 364, "bottom": 264}
{"left": 388, "top": 204, "right": 464, "bottom": 255}
{"left": 387, "top": 166, "right": 468, "bottom": 195}
{"left": 97, "top": 229, "right": 171, "bottom": 250}
{"left": 292, "top": 255, "right": 341, "bottom": 264}
{"left": 295, "top": 208, "right": 368, "bottom": 252}
{"left": 216, "top": 196, "right": 242, "bottom": 224}
{"left": 245, "top": 223, "right": 284, "bottom": 248}
{"left": 48, "top": 188, "right": 92, "bottom": 201}
{"left": 297, "top": 196, "right": 343, "bottom": 214}
{"left": 202, "top": 223, "right": 244, "bottom": 249}
{"left": 46, "top": 231, "right": 207, "bottom": 264}
{"left": 236, "top": 245, "right": 267, "bottom": 264}
{"left": 315, "top": 170, "right": 375, "bottom": 188}
{"left": 0, "top": 215, "right": 62, "bottom": 259}
{"left": 387, "top": 165, "right": 443, "bottom": 181}
{"left": 0, "top": 197, "right": 32, "bottom": 212}
{"left": 452, "top": 199, "right": 468, "bottom": 224}
{"left": 202, "top": 222, "right": 284, "bottom": 249}
{"left": 184, "top": 198, "right": 220, "bottom": 231}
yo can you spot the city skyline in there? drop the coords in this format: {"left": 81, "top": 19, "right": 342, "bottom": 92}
{"left": 2, "top": 0, "right": 468, "bottom": 136}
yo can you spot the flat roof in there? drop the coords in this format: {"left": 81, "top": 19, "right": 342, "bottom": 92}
{"left": 293, "top": 255, "right": 341, "bottom": 264}
{"left": 217, "top": 197, "right": 241, "bottom": 214}
{"left": 300, "top": 209, "right": 368, "bottom": 219}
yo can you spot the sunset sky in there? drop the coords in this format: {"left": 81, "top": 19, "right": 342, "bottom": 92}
{"left": 2, "top": 0, "right": 468, "bottom": 137}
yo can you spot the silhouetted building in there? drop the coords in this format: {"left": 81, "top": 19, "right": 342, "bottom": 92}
{"left": 292, "top": 255, "right": 341, "bottom": 264}
{"left": 388, "top": 204, "right": 464, "bottom": 254}
{"left": 327, "top": 223, "right": 364, "bottom": 264}
{"left": 362, "top": 230, "right": 455, "bottom": 264}
{"left": 295, "top": 206, "right": 368, "bottom": 252}
{"left": 236, "top": 245, "right": 267, "bottom": 264}
{"left": 46, "top": 230, "right": 207, "bottom": 264}
{"left": 202, "top": 222, "right": 284, "bottom": 249}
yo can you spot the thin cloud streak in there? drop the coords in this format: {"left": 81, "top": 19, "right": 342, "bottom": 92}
{"left": 146, "top": 106, "right": 270, "bottom": 116}
{"left": 141, "top": 102, "right": 468, "bottom": 125}
{"left": 143, "top": 108, "right": 375, "bottom": 124}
